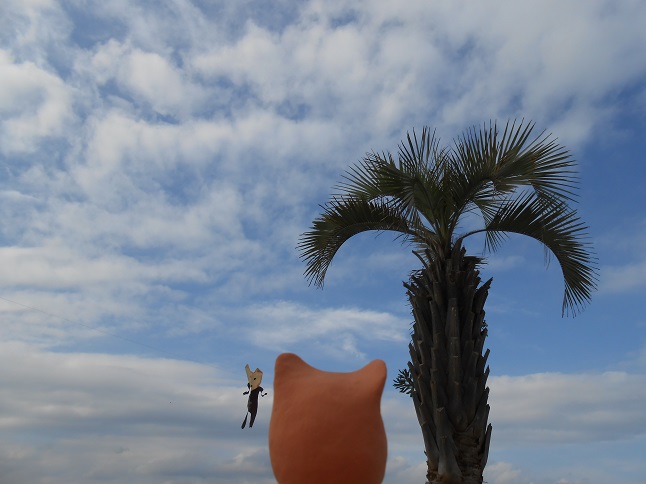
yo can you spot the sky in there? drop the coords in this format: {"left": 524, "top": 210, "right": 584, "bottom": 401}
{"left": 1, "top": 0, "right": 646, "bottom": 483}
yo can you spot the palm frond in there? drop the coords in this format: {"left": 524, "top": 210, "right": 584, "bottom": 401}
{"left": 335, "top": 130, "right": 447, "bottom": 240}
{"left": 393, "top": 368, "right": 414, "bottom": 396}
{"left": 461, "top": 192, "right": 598, "bottom": 315}
{"left": 398, "top": 127, "right": 443, "bottom": 176}
{"left": 298, "top": 196, "right": 429, "bottom": 287}
{"left": 448, "top": 121, "right": 579, "bottom": 233}
{"left": 336, "top": 151, "right": 395, "bottom": 200}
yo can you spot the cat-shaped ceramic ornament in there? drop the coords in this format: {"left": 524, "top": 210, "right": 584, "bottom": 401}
{"left": 268, "top": 353, "right": 387, "bottom": 484}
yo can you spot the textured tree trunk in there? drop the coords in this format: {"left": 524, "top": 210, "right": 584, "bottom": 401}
{"left": 405, "top": 243, "right": 492, "bottom": 483}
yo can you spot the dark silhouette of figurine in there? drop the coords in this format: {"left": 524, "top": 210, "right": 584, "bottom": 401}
{"left": 241, "top": 364, "right": 267, "bottom": 429}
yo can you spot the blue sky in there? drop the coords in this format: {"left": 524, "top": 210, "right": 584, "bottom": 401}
{"left": 1, "top": 0, "right": 646, "bottom": 482}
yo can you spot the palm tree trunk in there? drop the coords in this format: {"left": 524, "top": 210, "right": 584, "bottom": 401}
{"left": 405, "top": 243, "right": 492, "bottom": 483}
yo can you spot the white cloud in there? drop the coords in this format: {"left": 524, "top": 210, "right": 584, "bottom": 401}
{"left": 242, "top": 301, "right": 408, "bottom": 358}
{"left": 0, "top": 245, "right": 193, "bottom": 288}
{"left": 84, "top": 38, "right": 128, "bottom": 84}
{"left": 600, "top": 260, "right": 646, "bottom": 293}
{"left": 482, "top": 255, "right": 526, "bottom": 272}
{"left": 489, "top": 371, "right": 646, "bottom": 444}
{"left": 1, "top": 0, "right": 72, "bottom": 62}
{"left": 383, "top": 368, "right": 646, "bottom": 483}
{"left": 0, "top": 50, "right": 75, "bottom": 153}
{"left": 191, "top": 11, "right": 432, "bottom": 138}
{"left": 2, "top": 342, "right": 646, "bottom": 483}
{"left": 121, "top": 49, "right": 192, "bottom": 113}
{"left": 484, "top": 462, "right": 527, "bottom": 484}
{"left": 384, "top": 457, "right": 428, "bottom": 484}
{"left": 0, "top": 342, "right": 275, "bottom": 483}
{"left": 0, "top": 287, "right": 190, "bottom": 347}
{"left": 401, "top": 0, "right": 646, "bottom": 145}
{"left": 596, "top": 222, "right": 646, "bottom": 293}
{"left": 83, "top": 40, "right": 208, "bottom": 117}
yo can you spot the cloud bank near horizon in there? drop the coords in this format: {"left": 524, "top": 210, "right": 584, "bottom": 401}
{"left": 1, "top": 343, "right": 645, "bottom": 483}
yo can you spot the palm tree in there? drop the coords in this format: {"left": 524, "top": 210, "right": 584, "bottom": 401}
{"left": 298, "top": 121, "right": 597, "bottom": 483}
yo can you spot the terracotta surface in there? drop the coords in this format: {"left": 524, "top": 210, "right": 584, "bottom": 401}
{"left": 269, "top": 353, "right": 388, "bottom": 484}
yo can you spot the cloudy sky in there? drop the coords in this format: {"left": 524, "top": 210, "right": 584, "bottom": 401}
{"left": 1, "top": 0, "right": 646, "bottom": 482}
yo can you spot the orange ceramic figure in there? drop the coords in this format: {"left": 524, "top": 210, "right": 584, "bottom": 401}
{"left": 269, "top": 353, "right": 388, "bottom": 484}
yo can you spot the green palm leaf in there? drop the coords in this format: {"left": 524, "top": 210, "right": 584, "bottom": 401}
{"left": 448, "top": 121, "right": 579, "bottom": 232}
{"left": 459, "top": 192, "right": 597, "bottom": 315}
{"left": 298, "top": 197, "right": 426, "bottom": 287}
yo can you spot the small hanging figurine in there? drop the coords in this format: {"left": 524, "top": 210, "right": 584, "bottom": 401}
{"left": 241, "top": 364, "right": 267, "bottom": 429}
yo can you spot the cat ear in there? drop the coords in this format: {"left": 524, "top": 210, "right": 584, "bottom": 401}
{"left": 356, "top": 359, "right": 387, "bottom": 399}
{"left": 274, "top": 353, "right": 312, "bottom": 379}
{"left": 273, "top": 353, "right": 386, "bottom": 395}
